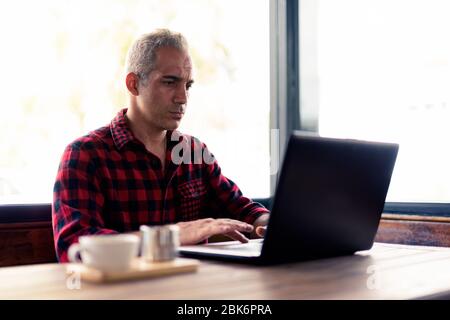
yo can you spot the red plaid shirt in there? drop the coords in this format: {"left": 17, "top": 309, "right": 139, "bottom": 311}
{"left": 52, "top": 108, "right": 269, "bottom": 262}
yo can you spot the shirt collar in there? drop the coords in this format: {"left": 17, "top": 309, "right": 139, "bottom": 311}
{"left": 110, "top": 108, "right": 135, "bottom": 150}
{"left": 110, "top": 108, "right": 183, "bottom": 151}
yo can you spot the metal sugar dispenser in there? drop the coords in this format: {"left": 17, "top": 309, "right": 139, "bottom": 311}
{"left": 140, "top": 225, "right": 180, "bottom": 262}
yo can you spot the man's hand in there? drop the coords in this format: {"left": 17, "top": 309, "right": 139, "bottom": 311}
{"left": 176, "top": 218, "right": 254, "bottom": 245}
{"left": 252, "top": 213, "right": 270, "bottom": 238}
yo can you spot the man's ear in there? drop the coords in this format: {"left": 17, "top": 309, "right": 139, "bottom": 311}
{"left": 125, "top": 72, "right": 140, "bottom": 96}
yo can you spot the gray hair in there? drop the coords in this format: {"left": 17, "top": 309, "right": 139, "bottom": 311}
{"left": 126, "top": 29, "right": 189, "bottom": 85}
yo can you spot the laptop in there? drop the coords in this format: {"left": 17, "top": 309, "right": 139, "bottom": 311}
{"left": 179, "top": 131, "right": 399, "bottom": 264}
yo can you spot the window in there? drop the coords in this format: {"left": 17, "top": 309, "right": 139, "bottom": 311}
{"left": 0, "top": 0, "right": 270, "bottom": 204}
{"left": 300, "top": 0, "right": 450, "bottom": 205}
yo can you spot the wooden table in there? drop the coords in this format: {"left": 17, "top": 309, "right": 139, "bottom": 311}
{"left": 1, "top": 243, "right": 449, "bottom": 300}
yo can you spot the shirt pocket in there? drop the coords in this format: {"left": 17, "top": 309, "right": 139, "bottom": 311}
{"left": 177, "top": 178, "right": 207, "bottom": 220}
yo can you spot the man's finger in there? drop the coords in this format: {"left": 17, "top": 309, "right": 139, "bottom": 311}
{"left": 224, "top": 230, "right": 249, "bottom": 243}
{"left": 216, "top": 220, "right": 253, "bottom": 233}
{"left": 256, "top": 226, "right": 267, "bottom": 237}
{"left": 231, "top": 221, "right": 254, "bottom": 233}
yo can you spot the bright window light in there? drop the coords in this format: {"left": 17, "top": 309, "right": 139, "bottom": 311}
{"left": 0, "top": 0, "right": 270, "bottom": 204}
{"left": 302, "top": 0, "right": 450, "bottom": 203}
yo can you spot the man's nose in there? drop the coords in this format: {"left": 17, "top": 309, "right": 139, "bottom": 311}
{"left": 174, "top": 85, "right": 188, "bottom": 105}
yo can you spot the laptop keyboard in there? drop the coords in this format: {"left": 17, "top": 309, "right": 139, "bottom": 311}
{"left": 179, "top": 239, "right": 263, "bottom": 258}
{"left": 224, "top": 241, "right": 263, "bottom": 251}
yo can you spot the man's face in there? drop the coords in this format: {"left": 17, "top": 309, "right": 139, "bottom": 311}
{"left": 136, "top": 46, "right": 194, "bottom": 131}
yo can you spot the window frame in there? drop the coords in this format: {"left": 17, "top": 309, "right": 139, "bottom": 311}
{"left": 1, "top": 0, "right": 449, "bottom": 220}
{"left": 270, "top": 0, "right": 450, "bottom": 217}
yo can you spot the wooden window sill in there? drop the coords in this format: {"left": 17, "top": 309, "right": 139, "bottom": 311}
{"left": 375, "top": 213, "right": 450, "bottom": 247}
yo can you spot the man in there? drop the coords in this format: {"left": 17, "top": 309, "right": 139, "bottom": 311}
{"left": 52, "top": 29, "right": 269, "bottom": 262}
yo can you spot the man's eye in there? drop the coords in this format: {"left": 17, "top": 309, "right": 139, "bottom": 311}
{"left": 163, "top": 81, "right": 175, "bottom": 86}
{"left": 186, "top": 84, "right": 193, "bottom": 90}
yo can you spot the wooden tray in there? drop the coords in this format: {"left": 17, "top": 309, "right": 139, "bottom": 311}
{"left": 66, "top": 258, "right": 199, "bottom": 283}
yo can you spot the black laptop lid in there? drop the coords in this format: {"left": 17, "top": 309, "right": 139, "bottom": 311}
{"left": 261, "top": 132, "right": 399, "bottom": 262}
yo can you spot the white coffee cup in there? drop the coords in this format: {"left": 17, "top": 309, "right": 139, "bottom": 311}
{"left": 67, "top": 234, "right": 140, "bottom": 272}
